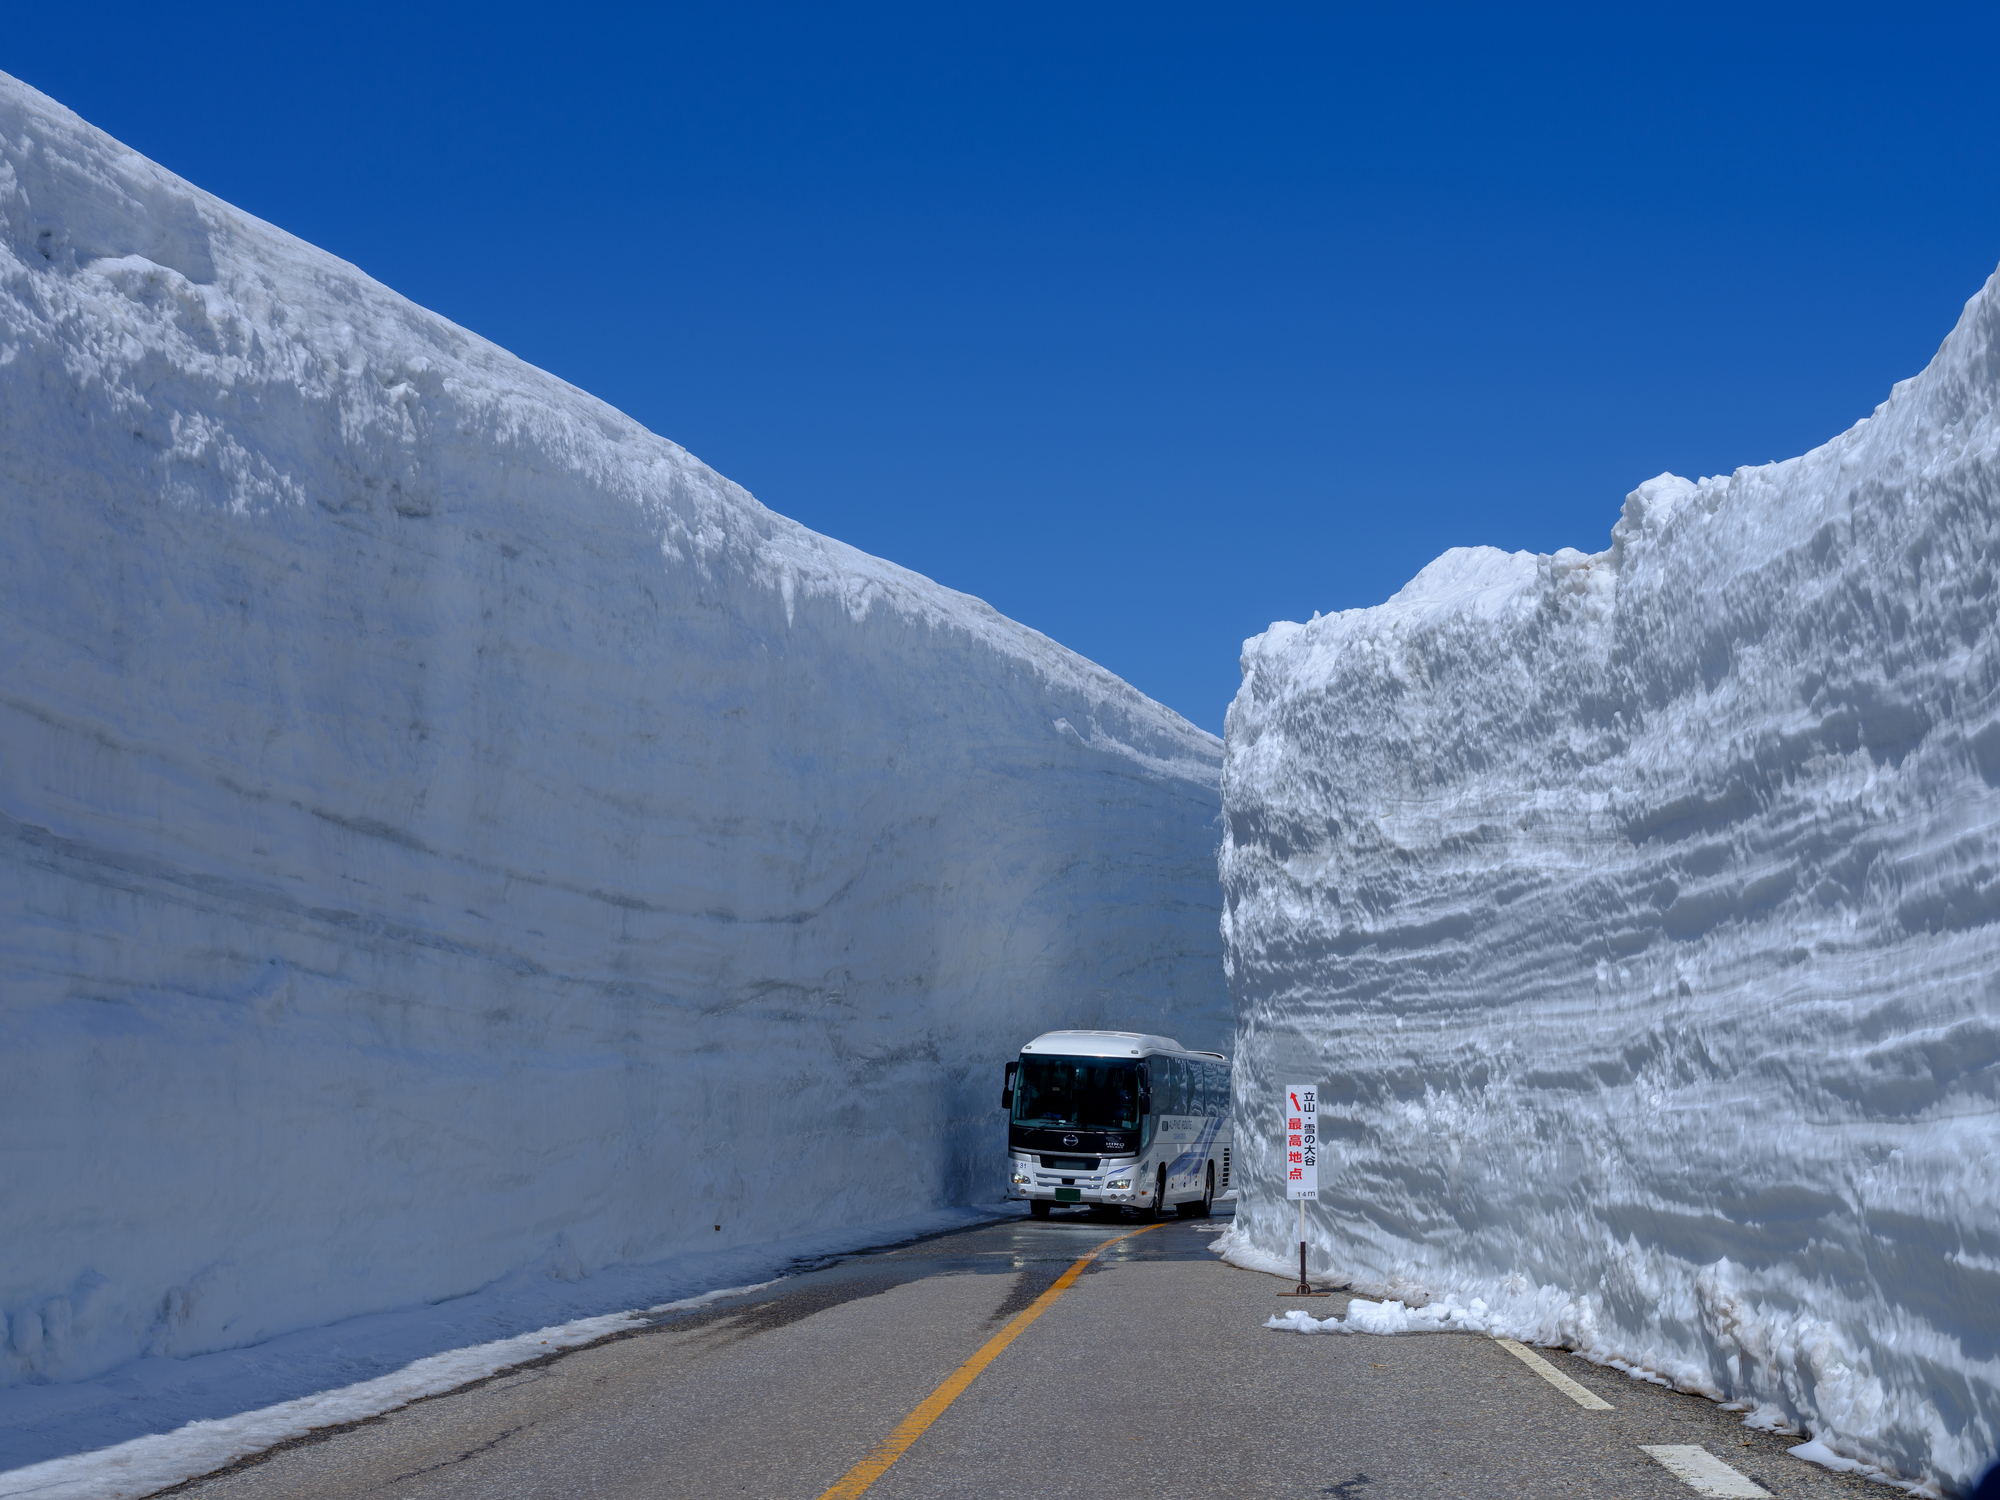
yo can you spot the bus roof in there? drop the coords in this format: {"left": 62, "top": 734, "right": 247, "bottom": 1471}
{"left": 1018, "top": 1029, "right": 1225, "bottom": 1061}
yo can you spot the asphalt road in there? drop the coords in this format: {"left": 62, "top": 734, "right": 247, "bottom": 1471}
{"left": 168, "top": 1208, "right": 1913, "bottom": 1500}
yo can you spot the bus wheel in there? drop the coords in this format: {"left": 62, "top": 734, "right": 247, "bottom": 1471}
{"left": 1195, "top": 1162, "right": 1215, "bottom": 1218}
{"left": 1030, "top": 1200, "right": 1052, "bottom": 1219}
{"left": 1150, "top": 1166, "right": 1169, "bottom": 1221}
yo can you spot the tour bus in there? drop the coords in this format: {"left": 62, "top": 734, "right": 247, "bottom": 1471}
{"left": 1001, "top": 1030, "right": 1231, "bottom": 1219}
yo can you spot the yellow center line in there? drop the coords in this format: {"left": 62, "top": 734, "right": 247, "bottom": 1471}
{"left": 815, "top": 1221, "right": 1166, "bottom": 1500}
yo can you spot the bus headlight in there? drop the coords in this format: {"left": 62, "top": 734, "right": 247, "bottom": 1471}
{"left": 1105, "top": 1177, "right": 1132, "bottom": 1190}
{"left": 1010, "top": 1171, "right": 1031, "bottom": 1186}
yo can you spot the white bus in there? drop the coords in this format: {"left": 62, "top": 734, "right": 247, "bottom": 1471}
{"left": 1002, "top": 1030, "right": 1231, "bottom": 1220}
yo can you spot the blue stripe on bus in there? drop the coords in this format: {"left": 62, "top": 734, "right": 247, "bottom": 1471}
{"left": 1166, "top": 1110, "right": 1227, "bottom": 1186}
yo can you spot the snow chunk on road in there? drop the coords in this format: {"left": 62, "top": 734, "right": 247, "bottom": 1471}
{"left": 1267, "top": 1296, "right": 1494, "bottom": 1335}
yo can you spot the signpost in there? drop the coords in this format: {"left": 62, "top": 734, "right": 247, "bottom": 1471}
{"left": 1281, "top": 1082, "right": 1320, "bottom": 1296}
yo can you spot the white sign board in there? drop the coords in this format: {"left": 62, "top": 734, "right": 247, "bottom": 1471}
{"left": 1283, "top": 1082, "right": 1318, "bottom": 1200}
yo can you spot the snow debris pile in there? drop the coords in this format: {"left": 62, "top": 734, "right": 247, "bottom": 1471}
{"left": 1219, "top": 263, "right": 2000, "bottom": 1495}
{"left": 0, "top": 69, "right": 1227, "bottom": 1462}
{"left": 1267, "top": 1297, "right": 1494, "bottom": 1336}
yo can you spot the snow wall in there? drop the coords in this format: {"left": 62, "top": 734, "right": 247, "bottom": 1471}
{"left": 1221, "top": 266, "right": 2000, "bottom": 1494}
{"left": 0, "top": 72, "right": 1226, "bottom": 1397}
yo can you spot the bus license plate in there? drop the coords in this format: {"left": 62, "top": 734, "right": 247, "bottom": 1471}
{"left": 1055, "top": 1188, "right": 1081, "bottom": 1201}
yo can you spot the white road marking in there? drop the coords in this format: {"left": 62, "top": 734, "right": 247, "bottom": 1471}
{"left": 1641, "top": 1444, "right": 1773, "bottom": 1497}
{"left": 1492, "top": 1337, "right": 1613, "bottom": 1409}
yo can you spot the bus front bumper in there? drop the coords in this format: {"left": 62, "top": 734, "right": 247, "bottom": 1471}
{"left": 1009, "top": 1157, "right": 1145, "bottom": 1206}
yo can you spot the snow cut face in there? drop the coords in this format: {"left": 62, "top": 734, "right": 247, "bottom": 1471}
{"left": 0, "top": 67, "right": 1229, "bottom": 1412}
{"left": 1221, "top": 263, "right": 2000, "bottom": 1495}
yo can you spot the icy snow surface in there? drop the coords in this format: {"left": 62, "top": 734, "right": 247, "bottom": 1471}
{"left": 0, "top": 71, "right": 1227, "bottom": 1469}
{"left": 1219, "top": 265, "right": 2000, "bottom": 1495}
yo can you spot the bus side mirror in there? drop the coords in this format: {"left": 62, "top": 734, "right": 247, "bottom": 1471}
{"left": 1001, "top": 1061, "right": 1016, "bottom": 1111}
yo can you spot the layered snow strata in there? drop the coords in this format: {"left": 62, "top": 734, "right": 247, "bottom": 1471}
{"left": 1221, "top": 268, "right": 2000, "bottom": 1493}
{"left": 0, "top": 67, "right": 1227, "bottom": 1426}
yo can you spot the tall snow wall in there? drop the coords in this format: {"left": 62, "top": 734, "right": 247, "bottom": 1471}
{"left": 0, "top": 73, "right": 1226, "bottom": 1394}
{"left": 1221, "top": 267, "right": 2000, "bottom": 1493}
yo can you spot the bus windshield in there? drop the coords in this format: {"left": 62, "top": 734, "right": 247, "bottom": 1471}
{"left": 1011, "top": 1056, "right": 1140, "bottom": 1131}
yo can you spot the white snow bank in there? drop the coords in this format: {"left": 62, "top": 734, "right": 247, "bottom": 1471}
{"left": 0, "top": 69, "right": 1227, "bottom": 1467}
{"left": 0, "top": 1295, "right": 772, "bottom": 1500}
{"left": 1787, "top": 1437, "right": 1943, "bottom": 1495}
{"left": 1221, "top": 261, "right": 2000, "bottom": 1496}
{"left": 0, "top": 1202, "right": 1009, "bottom": 1499}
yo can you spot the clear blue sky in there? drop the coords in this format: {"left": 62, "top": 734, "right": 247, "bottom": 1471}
{"left": 9, "top": 4, "right": 1999, "bottom": 734}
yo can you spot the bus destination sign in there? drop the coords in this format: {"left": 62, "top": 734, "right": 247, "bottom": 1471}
{"left": 1284, "top": 1082, "right": 1318, "bottom": 1201}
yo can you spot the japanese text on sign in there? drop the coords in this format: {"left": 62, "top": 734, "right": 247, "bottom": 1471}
{"left": 1283, "top": 1082, "right": 1318, "bottom": 1200}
